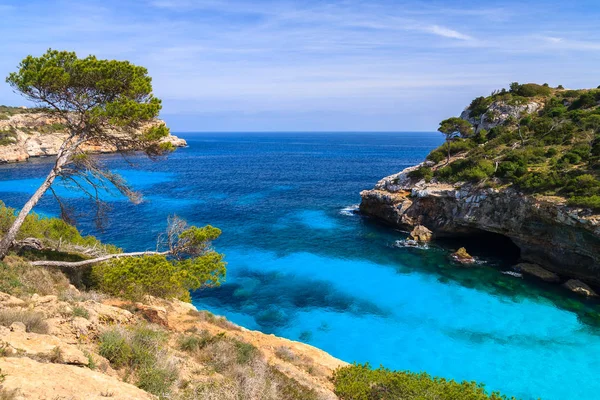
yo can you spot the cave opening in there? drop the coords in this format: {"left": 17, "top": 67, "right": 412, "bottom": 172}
{"left": 436, "top": 229, "right": 521, "bottom": 266}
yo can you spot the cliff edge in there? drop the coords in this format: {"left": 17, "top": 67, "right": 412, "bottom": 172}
{"left": 361, "top": 83, "right": 600, "bottom": 288}
{"left": 0, "top": 107, "right": 186, "bottom": 163}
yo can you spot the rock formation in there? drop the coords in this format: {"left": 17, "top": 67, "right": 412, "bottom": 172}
{"left": 360, "top": 165, "right": 600, "bottom": 286}
{"left": 0, "top": 110, "right": 186, "bottom": 163}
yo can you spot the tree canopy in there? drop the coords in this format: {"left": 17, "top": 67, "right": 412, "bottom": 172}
{"left": 0, "top": 49, "right": 176, "bottom": 258}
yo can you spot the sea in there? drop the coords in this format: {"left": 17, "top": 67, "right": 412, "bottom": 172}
{"left": 1, "top": 132, "right": 600, "bottom": 400}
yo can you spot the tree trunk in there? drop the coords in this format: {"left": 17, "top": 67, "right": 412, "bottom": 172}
{"left": 446, "top": 139, "right": 451, "bottom": 165}
{"left": 30, "top": 250, "right": 170, "bottom": 268}
{"left": 0, "top": 150, "right": 70, "bottom": 259}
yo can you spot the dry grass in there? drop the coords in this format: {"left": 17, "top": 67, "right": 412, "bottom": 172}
{"left": 177, "top": 331, "right": 321, "bottom": 400}
{"left": 186, "top": 309, "right": 241, "bottom": 331}
{"left": 0, "top": 256, "right": 70, "bottom": 297}
{"left": 0, "top": 309, "right": 49, "bottom": 334}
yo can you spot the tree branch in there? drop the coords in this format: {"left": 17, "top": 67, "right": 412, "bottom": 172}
{"left": 30, "top": 250, "right": 170, "bottom": 268}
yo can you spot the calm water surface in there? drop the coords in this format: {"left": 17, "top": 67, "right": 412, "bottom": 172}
{"left": 1, "top": 132, "right": 600, "bottom": 400}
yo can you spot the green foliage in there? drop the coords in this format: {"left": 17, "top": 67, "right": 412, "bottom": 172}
{"left": 91, "top": 251, "right": 226, "bottom": 302}
{"left": 72, "top": 306, "right": 89, "bottom": 319}
{"left": 427, "top": 139, "right": 476, "bottom": 163}
{"left": 469, "top": 97, "right": 492, "bottom": 118}
{"left": 99, "top": 325, "right": 177, "bottom": 398}
{"left": 568, "top": 195, "right": 600, "bottom": 210}
{"left": 428, "top": 84, "right": 600, "bottom": 210}
{"left": 0, "top": 201, "right": 118, "bottom": 252}
{"left": 407, "top": 166, "right": 433, "bottom": 182}
{"left": 332, "top": 363, "right": 517, "bottom": 400}
{"left": 435, "top": 159, "right": 494, "bottom": 183}
{"left": 509, "top": 82, "right": 552, "bottom": 97}
{"left": 6, "top": 49, "right": 162, "bottom": 128}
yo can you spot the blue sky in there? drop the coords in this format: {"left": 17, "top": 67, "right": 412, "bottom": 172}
{"left": 0, "top": 0, "right": 599, "bottom": 131}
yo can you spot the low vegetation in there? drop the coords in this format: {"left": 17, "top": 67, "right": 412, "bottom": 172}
{"left": 332, "top": 363, "right": 517, "bottom": 400}
{"left": 427, "top": 83, "right": 600, "bottom": 210}
{"left": 0, "top": 309, "right": 49, "bottom": 334}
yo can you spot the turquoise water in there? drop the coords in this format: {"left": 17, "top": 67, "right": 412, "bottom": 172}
{"left": 1, "top": 132, "right": 600, "bottom": 399}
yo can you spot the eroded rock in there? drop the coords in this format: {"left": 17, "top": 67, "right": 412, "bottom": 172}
{"left": 0, "top": 357, "right": 154, "bottom": 399}
{"left": 409, "top": 225, "right": 433, "bottom": 242}
{"left": 563, "top": 279, "right": 598, "bottom": 297}
{"left": 451, "top": 247, "right": 475, "bottom": 264}
{"left": 514, "top": 263, "right": 560, "bottom": 283}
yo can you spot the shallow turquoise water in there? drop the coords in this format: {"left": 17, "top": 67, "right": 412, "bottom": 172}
{"left": 1, "top": 132, "right": 600, "bottom": 399}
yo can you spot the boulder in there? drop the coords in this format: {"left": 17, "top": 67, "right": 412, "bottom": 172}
{"left": 513, "top": 263, "right": 560, "bottom": 283}
{"left": 563, "top": 279, "right": 598, "bottom": 297}
{"left": 409, "top": 225, "right": 433, "bottom": 242}
{"left": 0, "top": 357, "right": 154, "bottom": 399}
{"left": 451, "top": 247, "right": 475, "bottom": 264}
{"left": 2, "top": 330, "right": 89, "bottom": 365}
{"left": 135, "top": 303, "right": 169, "bottom": 327}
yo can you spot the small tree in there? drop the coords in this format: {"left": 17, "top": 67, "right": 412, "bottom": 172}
{"left": 0, "top": 49, "right": 175, "bottom": 259}
{"left": 437, "top": 118, "right": 473, "bottom": 164}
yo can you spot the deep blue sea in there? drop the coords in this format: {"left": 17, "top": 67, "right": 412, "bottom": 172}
{"left": 2, "top": 132, "right": 600, "bottom": 400}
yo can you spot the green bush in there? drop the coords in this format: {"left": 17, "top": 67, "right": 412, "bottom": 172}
{"left": 91, "top": 251, "right": 226, "bottom": 302}
{"left": 407, "top": 166, "right": 433, "bottom": 182}
{"left": 435, "top": 159, "right": 494, "bottom": 183}
{"left": 99, "top": 325, "right": 177, "bottom": 398}
{"left": 509, "top": 82, "right": 552, "bottom": 98}
{"left": 72, "top": 306, "right": 89, "bottom": 319}
{"left": 332, "top": 363, "right": 516, "bottom": 400}
{"left": 568, "top": 195, "right": 600, "bottom": 210}
{"left": 0, "top": 201, "right": 118, "bottom": 253}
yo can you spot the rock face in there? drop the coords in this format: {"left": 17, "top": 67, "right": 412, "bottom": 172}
{"left": 360, "top": 166, "right": 600, "bottom": 285}
{"left": 514, "top": 263, "right": 560, "bottom": 283}
{"left": 460, "top": 99, "right": 543, "bottom": 133}
{"left": 563, "top": 279, "right": 598, "bottom": 297}
{"left": 0, "top": 111, "right": 186, "bottom": 163}
{"left": 409, "top": 225, "right": 433, "bottom": 242}
{"left": 451, "top": 247, "right": 475, "bottom": 264}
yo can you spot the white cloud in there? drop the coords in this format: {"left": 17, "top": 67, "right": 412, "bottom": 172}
{"left": 424, "top": 25, "right": 473, "bottom": 41}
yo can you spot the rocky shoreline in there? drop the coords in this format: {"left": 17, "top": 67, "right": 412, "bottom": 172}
{"left": 360, "top": 164, "right": 600, "bottom": 293}
{"left": 0, "top": 111, "right": 186, "bottom": 163}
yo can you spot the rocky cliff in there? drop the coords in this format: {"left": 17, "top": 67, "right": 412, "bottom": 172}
{"left": 360, "top": 166, "right": 600, "bottom": 285}
{"left": 0, "top": 109, "right": 186, "bottom": 163}
{"left": 360, "top": 84, "right": 600, "bottom": 290}
{"left": 0, "top": 287, "right": 344, "bottom": 399}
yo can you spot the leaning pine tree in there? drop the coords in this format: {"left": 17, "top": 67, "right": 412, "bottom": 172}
{"left": 0, "top": 49, "right": 225, "bottom": 294}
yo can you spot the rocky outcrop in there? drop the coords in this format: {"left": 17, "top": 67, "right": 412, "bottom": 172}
{"left": 514, "top": 263, "right": 560, "bottom": 283}
{"left": 563, "top": 279, "right": 598, "bottom": 297}
{"left": 409, "top": 225, "right": 433, "bottom": 242}
{"left": 0, "top": 290, "right": 345, "bottom": 399}
{"left": 451, "top": 247, "right": 475, "bottom": 264}
{"left": 360, "top": 166, "right": 600, "bottom": 286}
{"left": 0, "top": 111, "right": 186, "bottom": 163}
{"left": 460, "top": 100, "right": 543, "bottom": 133}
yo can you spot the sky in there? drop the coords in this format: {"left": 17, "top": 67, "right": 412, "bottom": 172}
{"left": 0, "top": 0, "right": 599, "bottom": 132}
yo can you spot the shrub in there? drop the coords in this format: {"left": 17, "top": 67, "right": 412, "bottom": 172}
{"left": 91, "top": 252, "right": 225, "bottom": 302}
{"left": 0, "top": 310, "right": 49, "bottom": 334}
{"left": 98, "top": 325, "right": 177, "bottom": 398}
{"left": 98, "top": 329, "right": 132, "bottom": 368}
{"left": 72, "top": 306, "right": 89, "bottom": 319}
{"left": 0, "top": 257, "right": 69, "bottom": 297}
{"left": 468, "top": 96, "right": 492, "bottom": 118}
{"left": 568, "top": 195, "right": 600, "bottom": 210}
{"left": 407, "top": 166, "right": 433, "bottom": 182}
{"left": 332, "top": 363, "right": 516, "bottom": 400}
{"left": 509, "top": 82, "right": 552, "bottom": 98}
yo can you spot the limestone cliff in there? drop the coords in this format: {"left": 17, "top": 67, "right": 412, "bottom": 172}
{"left": 0, "top": 109, "right": 186, "bottom": 163}
{"left": 360, "top": 165, "right": 600, "bottom": 285}
{"left": 360, "top": 84, "right": 600, "bottom": 288}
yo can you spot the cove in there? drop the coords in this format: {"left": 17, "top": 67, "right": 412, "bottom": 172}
{"left": 1, "top": 132, "right": 600, "bottom": 400}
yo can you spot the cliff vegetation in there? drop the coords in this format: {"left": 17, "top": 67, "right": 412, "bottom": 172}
{"left": 419, "top": 83, "right": 600, "bottom": 210}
